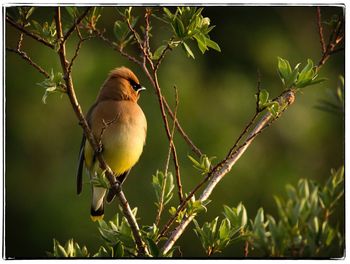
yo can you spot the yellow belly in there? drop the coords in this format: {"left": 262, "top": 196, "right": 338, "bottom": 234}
{"left": 84, "top": 100, "right": 146, "bottom": 177}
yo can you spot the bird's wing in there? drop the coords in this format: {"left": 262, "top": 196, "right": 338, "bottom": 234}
{"left": 76, "top": 135, "right": 86, "bottom": 195}
{"left": 76, "top": 102, "right": 98, "bottom": 195}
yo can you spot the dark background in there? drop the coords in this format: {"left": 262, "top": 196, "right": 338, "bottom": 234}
{"left": 5, "top": 5, "right": 344, "bottom": 258}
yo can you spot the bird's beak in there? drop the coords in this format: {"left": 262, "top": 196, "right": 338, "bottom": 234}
{"left": 137, "top": 86, "right": 146, "bottom": 93}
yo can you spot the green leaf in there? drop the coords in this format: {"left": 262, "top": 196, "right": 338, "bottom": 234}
{"left": 146, "top": 238, "right": 159, "bottom": 257}
{"left": 205, "top": 38, "right": 221, "bottom": 52}
{"left": 93, "top": 246, "right": 110, "bottom": 257}
{"left": 267, "top": 102, "right": 280, "bottom": 118}
{"left": 188, "top": 154, "right": 201, "bottom": 168}
{"left": 163, "top": 7, "right": 174, "bottom": 20}
{"left": 219, "top": 218, "right": 231, "bottom": 240}
{"left": 193, "top": 33, "right": 208, "bottom": 54}
{"left": 298, "top": 179, "right": 310, "bottom": 199}
{"left": 174, "top": 17, "right": 185, "bottom": 37}
{"left": 169, "top": 206, "right": 176, "bottom": 216}
{"left": 113, "top": 242, "right": 124, "bottom": 257}
{"left": 254, "top": 208, "right": 265, "bottom": 226}
{"left": 25, "top": 7, "right": 35, "bottom": 20}
{"left": 277, "top": 57, "right": 292, "bottom": 81}
{"left": 182, "top": 42, "right": 195, "bottom": 59}
{"left": 65, "top": 7, "right": 78, "bottom": 18}
{"left": 299, "top": 58, "right": 314, "bottom": 79}
{"left": 114, "top": 20, "right": 130, "bottom": 42}
{"left": 152, "top": 45, "right": 167, "bottom": 60}
{"left": 258, "top": 89, "right": 269, "bottom": 107}
{"left": 285, "top": 63, "right": 300, "bottom": 88}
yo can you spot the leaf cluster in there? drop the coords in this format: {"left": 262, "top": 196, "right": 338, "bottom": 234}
{"left": 37, "top": 69, "right": 66, "bottom": 104}
{"left": 188, "top": 154, "right": 215, "bottom": 175}
{"left": 245, "top": 166, "right": 344, "bottom": 257}
{"left": 277, "top": 57, "right": 326, "bottom": 89}
{"left": 162, "top": 7, "right": 221, "bottom": 59}
{"left": 257, "top": 89, "right": 283, "bottom": 117}
{"left": 192, "top": 166, "right": 344, "bottom": 257}
{"left": 7, "top": 7, "right": 35, "bottom": 26}
{"left": 31, "top": 20, "right": 57, "bottom": 45}
{"left": 48, "top": 239, "right": 89, "bottom": 257}
{"left": 193, "top": 203, "right": 247, "bottom": 256}
{"left": 152, "top": 170, "right": 174, "bottom": 208}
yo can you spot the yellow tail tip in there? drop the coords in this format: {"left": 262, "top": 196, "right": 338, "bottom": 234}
{"left": 90, "top": 214, "right": 104, "bottom": 222}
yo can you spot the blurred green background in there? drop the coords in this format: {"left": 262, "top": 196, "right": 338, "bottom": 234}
{"left": 5, "top": 6, "right": 344, "bottom": 258}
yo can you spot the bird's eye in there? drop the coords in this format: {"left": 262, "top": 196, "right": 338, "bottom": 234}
{"left": 129, "top": 79, "right": 142, "bottom": 91}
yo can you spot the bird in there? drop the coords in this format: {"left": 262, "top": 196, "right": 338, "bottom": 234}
{"left": 76, "top": 67, "right": 147, "bottom": 222}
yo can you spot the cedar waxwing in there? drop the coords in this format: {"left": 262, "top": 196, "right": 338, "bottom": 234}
{"left": 76, "top": 67, "right": 147, "bottom": 221}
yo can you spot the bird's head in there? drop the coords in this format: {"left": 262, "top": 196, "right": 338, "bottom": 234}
{"left": 97, "top": 67, "right": 146, "bottom": 102}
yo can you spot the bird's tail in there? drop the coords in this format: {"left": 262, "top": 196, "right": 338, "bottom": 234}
{"left": 90, "top": 186, "right": 106, "bottom": 222}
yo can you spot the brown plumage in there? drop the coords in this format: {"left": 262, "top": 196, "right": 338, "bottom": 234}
{"left": 77, "top": 67, "right": 147, "bottom": 221}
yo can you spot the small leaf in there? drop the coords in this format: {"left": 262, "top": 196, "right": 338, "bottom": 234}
{"left": 146, "top": 238, "right": 159, "bottom": 257}
{"left": 163, "top": 7, "right": 174, "bottom": 20}
{"left": 113, "top": 242, "right": 124, "bottom": 257}
{"left": 219, "top": 218, "right": 231, "bottom": 240}
{"left": 25, "top": 7, "right": 35, "bottom": 20}
{"left": 174, "top": 17, "right": 185, "bottom": 37}
{"left": 152, "top": 45, "right": 167, "bottom": 60}
{"left": 205, "top": 38, "right": 221, "bottom": 52}
{"left": 182, "top": 42, "right": 195, "bottom": 59}
{"left": 267, "top": 102, "right": 280, "bottom": 118}
{"left": 277, "top": 57, "right": 292, "bottom": 80}
{"left": 258, "top": 89, "right": 269, "bottom": 107}
{"left": 193, "top": 33, "right": 208, "bottom": 54}
{"left": 65, "top": 7, "right": 78, "bottom": 18}
{"left": 93, "top": 246, "right": 110, "bottom": 257}
{"left": 285, "top": 63, "right": 300, "bottom": 88}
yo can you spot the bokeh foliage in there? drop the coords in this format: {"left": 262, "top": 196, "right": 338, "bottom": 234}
{"left": 5, "top": 6, "right": 344, "bottom": 258}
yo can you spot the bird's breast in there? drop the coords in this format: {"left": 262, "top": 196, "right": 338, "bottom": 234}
{"left": 86, "top": 100, "right": 147, "bottom": 176}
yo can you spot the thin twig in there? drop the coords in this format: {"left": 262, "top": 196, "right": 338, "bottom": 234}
{"left": 6, "top": 47, "right": 50, "bottom": 79}
{"left": 244, "top": 241, "right": 249, "bottom": 257}
{"left": 16, "top": 33, "right": 24, "bottom": 50}
{"left": 54, "top": 7, "right": 149, "bottom": 256}
{"left": 154, "top": 43, "right": 172, "bottom": 72}
{"left": 316, "top": 7, "right": 326, "bottom": 54}
{"left": 155, "top": 86, "right": 180, "bottom": 225}
{"left": 165, "top": 86, "right": 179, "bottom": 175}
{"left": 126, "top": 9, "right": 154, "bottom": 69}
{"left": 98, "top": 115, "right": 120, "bottom": 151}
{"left": 95, "top": 29, "right": 143, "bottom": 66}
{"left": 67, "top": 25, "right": 90, "bottom": 74}
{"left": 63, "top": 7, "right": 92, "bottom": 43}
{"left": 151, "top": 69, "right": 184, "bottom": 203}
{"left": 144, "top": 8, "right": 152, "bottom": 63}
{"left": 6, "top": 16, "right": 55, "bottom": 49}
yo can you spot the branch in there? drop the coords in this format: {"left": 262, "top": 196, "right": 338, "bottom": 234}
{"left": 160, "top": 90, "right": 296, "bottom": 255}
{"left": 94, "top": 29, "right": 143, "bottom": 66}
{"left": 6, "top": 47, "right": 50, "bottom": 79}
{"left": 316, "top": 7, "right": 326, "bottom": 54}
{"left": 6, "top": 16, "right": 55, "bottom": 49}
{"left": 62, "top": 7, "right": 92, "bottom": 43}
{"left": 54, "top": 7, "right": 149, "bottom": 256}
{"left": 316, "top": 9, "right": 344, "bottom": 70}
